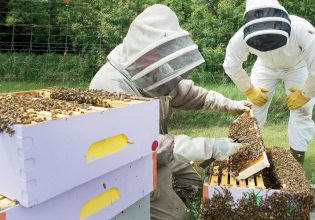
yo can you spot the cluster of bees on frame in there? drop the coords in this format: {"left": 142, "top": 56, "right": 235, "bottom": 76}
{"left": 50, "top": 87, "right": 131, "bottom": 106}
{"left": 0, "top": 87, "right": 132, "bottom": 136}
{"left": 228, "top": 112, "right": 265, "bottom": 175}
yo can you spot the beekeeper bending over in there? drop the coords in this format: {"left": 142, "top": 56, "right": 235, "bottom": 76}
{"left": 90, "top": 4, "right": 250, "bottom": 220}
{"left": 223, "top": 0, "right": 315, "bottom": 165}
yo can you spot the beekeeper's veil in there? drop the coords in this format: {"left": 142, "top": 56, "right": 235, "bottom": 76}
{"left": 243, "top": 0, "right": 291, "bottom": 51}
{"left": 107, "top": 4, "right": 204, "bottom": 97}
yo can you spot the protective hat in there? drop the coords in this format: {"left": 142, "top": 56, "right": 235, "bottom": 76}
{"left": 107, "top": 4, "right": 204, "bottom": 97}
{"left": 243, "top": 0, "right": 291, "bottom": 52}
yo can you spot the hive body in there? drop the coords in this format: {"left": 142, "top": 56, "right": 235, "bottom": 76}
{"left": 0, "top": 89, "right": 159, "bottom": 210}
{"left": 0, "top": 154, "right": 155, "bottom": 220}
{"left": 202, "top": 148, "right": 313, "bottom": 220}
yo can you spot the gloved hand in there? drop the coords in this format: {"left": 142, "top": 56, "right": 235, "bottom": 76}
{"left": 173, "top": 135, "right": 244, "bottom": 163}
{"left": 203, "top": 91, "right": 253, "bottom": 113}
{"left": 245, "top": 87, "right": 269, "bottom": 106}
{"left": 227, "top": 100, "right": 253, "bottom": 113}
{"left": 286, "top": 88, "right": 310, "bottom": 110}
{"left": 211, "top": 138, "right": 243, "bottom": 161}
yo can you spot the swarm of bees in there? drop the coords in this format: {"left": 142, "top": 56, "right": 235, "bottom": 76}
{"left": 267, "top": 147, "right": 312, "bottom": 193}
{"left": 50, "top": 87, "right": 131, "bottom": 107}
{"left": 228, "top": 112, "right": 265, "bottom": 175}
{"left": 0, "top": 88, "right": 134, "bottom": 136}
{"left": 0, "top": 93, "right": 92, "bottom": 135}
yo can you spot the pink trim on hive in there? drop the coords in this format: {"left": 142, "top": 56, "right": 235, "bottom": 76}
{"left": 0, "top": 212, "right": 6, "bottom": 220}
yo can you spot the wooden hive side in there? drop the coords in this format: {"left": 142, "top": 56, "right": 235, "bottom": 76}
{"left": 208, "top": 165, "right": 265, "bottom": 189}
{"left": 0, "top": 195, "right": 17, "bottom": 211}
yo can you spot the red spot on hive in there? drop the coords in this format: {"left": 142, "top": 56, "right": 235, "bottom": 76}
{"left": 151, "top": 140, "right": 158, "bottom": 151}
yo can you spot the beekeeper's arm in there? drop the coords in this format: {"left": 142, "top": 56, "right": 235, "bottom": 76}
{"left": 223, "top": 29, "right": 268, "bottom": 106}
{"left": 157, "top": 134, "right": 243, "bottom": 166}
{"left": 287, "top": 18, "right": 315, "bottom": 109}
{"left": 169, "top": 79, "right": 252, "bottom": 113}
{"left": 173, "top": 135, "right": 243, "bottom": 162}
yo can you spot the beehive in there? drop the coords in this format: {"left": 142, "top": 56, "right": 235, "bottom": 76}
{"left": 0, "top": 154, "right": 156, "bottom": 220}
{"left": 202, "top": 148, "right": 314, "bottom": 220}
{"left": 0, "top": 89, "right": 159, "bottom": 207}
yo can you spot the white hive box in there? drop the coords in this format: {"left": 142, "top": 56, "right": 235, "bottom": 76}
{"left": 112, "top": 194, "right": 150, "bottom": 220}
{"left": 0, "top": 153, "right": 156, "bottom": 220}
{"left": 0, "top": 90, "right": 159, "bottom": 207}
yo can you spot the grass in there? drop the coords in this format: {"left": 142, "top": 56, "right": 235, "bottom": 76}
{"left": 0, "top": 52, "right": 97, "bottom": 82}
{"left": 0, "top": 81, "right": 88, "bottom": 92}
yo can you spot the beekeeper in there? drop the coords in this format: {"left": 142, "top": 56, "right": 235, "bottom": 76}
{"left": 223, "top": 0, "right": 315, "bottom": 165}
{"left": 90, "top": 4, "right": 251, "bottom": 220}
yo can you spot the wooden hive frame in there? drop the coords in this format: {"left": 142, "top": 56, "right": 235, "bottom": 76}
{"left": 208, "top": 166, "right": 265, "bottom": 189}
{"left": 0, "top": 195, "right": 17, "bottom": 211}
{"left": 228, "top": 111, "right": 270, "bottom": 180}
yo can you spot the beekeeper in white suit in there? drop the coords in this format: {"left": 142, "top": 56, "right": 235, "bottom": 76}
{"left": 90, "top": 4, "right": 251, "bottom": 220}
{"left": 223, "top": 0, "right": 315, "bottom": 165}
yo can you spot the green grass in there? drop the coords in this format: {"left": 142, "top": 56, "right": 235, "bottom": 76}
{"left": 0, "top": 81, "right": 88, "bottom": 92}
{"left": 0, "top": 52, "right": 97, "bottom": 82}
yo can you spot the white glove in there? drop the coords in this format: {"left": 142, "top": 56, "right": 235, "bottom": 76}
{"left": 203, "top": 91, "right": 253, "bottom": 113}
{"left": 228, "top": 100, "right": 253, "bottom": 113}
{"left": 173, "top": 135, "right": 243, "bottom": 162}
{"left": 211, "top": 138, "right": 243, "bottom": 161}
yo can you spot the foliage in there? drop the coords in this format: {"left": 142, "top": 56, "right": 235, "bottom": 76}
{"left": 0, "top": 0, "right": 314, "bottom": 82}
{"left": 0, "top": 52, "right": 92, "bottom": 81}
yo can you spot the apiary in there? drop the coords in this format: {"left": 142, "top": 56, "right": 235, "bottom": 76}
{"left": 202, "top": 148, "right": 314, "bottom": 220}
{"left": 228, "top": 111, "right": 269, "bottom": 180}
{"left": 0, "top": 153, "right": 156, "bottom": 220}
{"left": 0, "top": 88, "right": 159, "bottom": 207}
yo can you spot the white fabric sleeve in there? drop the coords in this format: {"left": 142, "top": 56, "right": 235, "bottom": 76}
{"left": 173, "top": 135, "right": 214, "bottom": 163}
{"left": 304, "top": 74, "right": 315, "bottom": 98}
{"left": 173, "top": 135, "right": 243, "bottom": 162}
{"left": 296, "top": 17, "right": 315, "bottom": 81}
{"left": 202, "top": 91, "right": 251, "bottom": 112}
{"left": 223, "top": 28, "right": 250, "bottom": 77}
{"left": 228, "top": 69, "right": 253, "bottom": 92}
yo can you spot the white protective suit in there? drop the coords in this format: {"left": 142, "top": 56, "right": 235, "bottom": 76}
{"left": 223, "top": 1, "right": 315, "bottom": 152}
{"left": 90, "top": 4, "right": 249, "bottom": 220}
